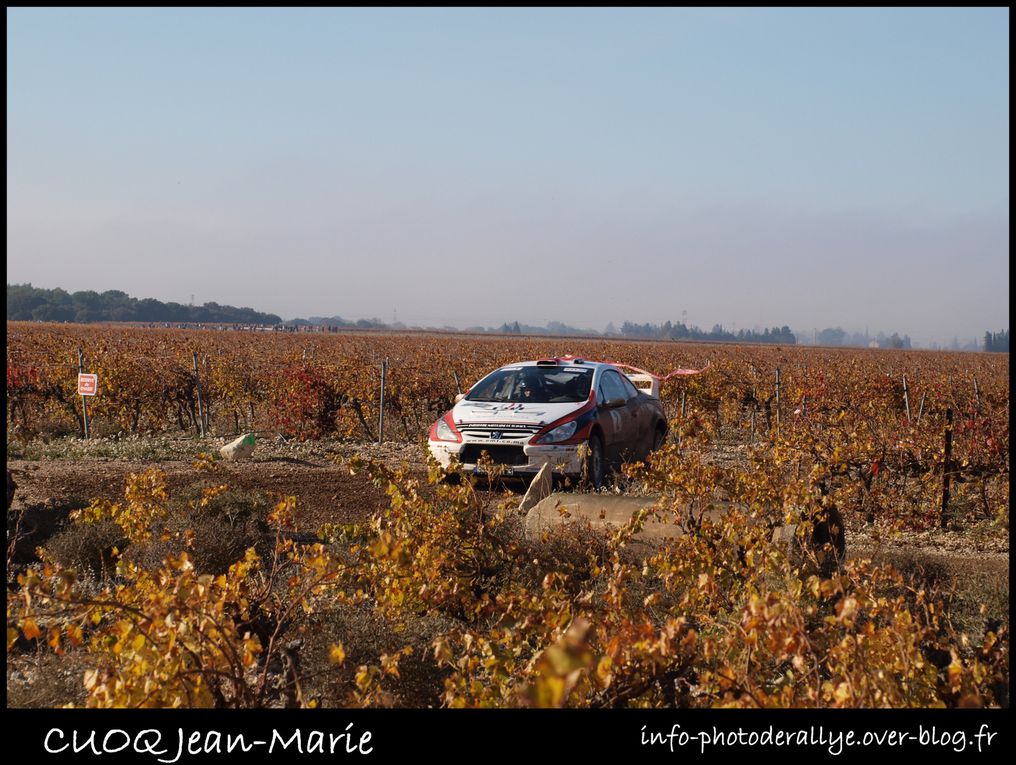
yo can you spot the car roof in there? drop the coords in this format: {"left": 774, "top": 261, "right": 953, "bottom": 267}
{"left": 498, "top": 358, "right": 614, "bottom": 372}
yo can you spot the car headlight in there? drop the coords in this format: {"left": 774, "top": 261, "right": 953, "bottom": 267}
{"left": 434, "top": 418, "right": 459, "bottom": 442}
{"left": 534, "top": 420, "right": 577, "bottom": 444}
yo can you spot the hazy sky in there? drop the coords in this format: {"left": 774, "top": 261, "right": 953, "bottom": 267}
{"left": 7, "top": 8, "right": 1009, "bottom": 344}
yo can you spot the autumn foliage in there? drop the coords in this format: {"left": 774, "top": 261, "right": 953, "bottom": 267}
{"left": 8, "top": 451, "right": 1008, "bottom": 708}
{"left": 6, "top": 324, "right": 1009, "bottom": 707}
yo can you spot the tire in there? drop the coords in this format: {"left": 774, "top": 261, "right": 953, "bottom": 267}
{"left": 585, "top": 434, "right": 605, "bottom": 490}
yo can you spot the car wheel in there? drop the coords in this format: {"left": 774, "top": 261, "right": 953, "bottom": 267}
{"left": 585, "top": 434, "right": 605, "bottom": 490}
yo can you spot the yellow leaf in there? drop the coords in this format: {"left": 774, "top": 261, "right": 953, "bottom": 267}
{"left": 22, "top": 619, "right": 41, "bottom": 640}
{"left": 329, "top": 643, "right": 347, "bottom": 665}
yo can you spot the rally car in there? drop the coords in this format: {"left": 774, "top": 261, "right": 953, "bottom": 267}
{"left": 428, "top": 357, "right": 669, "bottom": 488}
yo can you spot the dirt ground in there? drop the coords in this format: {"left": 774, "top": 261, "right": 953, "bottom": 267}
{"left": 7, "top": 434, "right": 1008, "bottom": 565}
{"left": 10, "top": 452, "right": 387, "bottom": 534}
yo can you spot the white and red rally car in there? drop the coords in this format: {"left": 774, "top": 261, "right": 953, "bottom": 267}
{"left": 428, "top": 357, "right": 669, "bottom": 488}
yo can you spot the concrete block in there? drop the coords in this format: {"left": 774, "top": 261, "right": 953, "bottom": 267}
{"left": 220, "top": 433, "right": 256, "bottom": 460}
{"left": 519, "top": 463, "right": 554, "bottom": 514}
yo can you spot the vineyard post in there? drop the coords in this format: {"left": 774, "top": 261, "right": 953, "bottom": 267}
{"left": 453, "top": 371, "right": 461, "bottom": 396}
{"left": 902, "top": 374, "right": 911, "bottom": 424}
{"left": 378, "top": 358, "right": 388, "bottom": 445}
{"left": 203, "top": 356, "right": 211, "bottom": 433}
{"left": 775, "top": 367, "right": 781, "bottom": 436}
{"left": 973, "top": 377, "right": 981, "bottom": 411}
{"left": 916, "top": 392, "right": 927, "bottom": 426}
{"left": 193, "top": 352, "right": 206, "bottom": 438}
{"left": 678, "top": 389, "right": 686, "bottom": 448}
{"left": 78, "top": 348, "right": 90, "bottom": 439}
{"left": 941, "top": 407, "right": 953, "bottom": 529}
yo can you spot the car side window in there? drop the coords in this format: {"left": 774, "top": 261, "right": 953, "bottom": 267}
{"left": 619, "top": 375, "right": 639, "bottom": 400}
{"left": 600, "top": 371, "right": 628, "bottom": 403}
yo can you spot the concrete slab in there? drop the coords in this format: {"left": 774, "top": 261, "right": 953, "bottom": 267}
{"left": 519, "top": 463, "right": 554, "bottom": 514}
{"left": 220, "top": 433, "right": 256, "bottom": 461}
{"left": 523, "top": 493, "right": 844, "bottom": 570}
{"left": 523, "top": 492, "right": 728, "bottom": 542}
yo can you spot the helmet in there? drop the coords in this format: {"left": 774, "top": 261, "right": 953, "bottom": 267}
{"left": 518, "top": 370, "right": 541, "bottom": 397}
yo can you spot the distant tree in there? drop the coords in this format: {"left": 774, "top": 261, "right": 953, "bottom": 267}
{"left": 135, "top": 298, "right": 163, "bottom": 322}
{"left": 6, "top": 284, "right": 46, "bottom": 318}
{"left": 32, "top": 303, "right": 75, "bottom": 322}
{"left": 7, "top": 284, "right": 285, "bottom": 325}
{"left": 72, "top": 290, "right": 102, "bottom": 311}
{"left": 984, "top": 330, "right": 1009, "bottom": 352}
{"left": 74, "top": 308, "right": 101, "bottom": 323}
{"left": 818, "top": 328, "right": 846, "bottom": 346}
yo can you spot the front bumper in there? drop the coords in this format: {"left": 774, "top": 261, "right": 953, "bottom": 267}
{"left": 429, "top": 439, "right": 585, "bottom": 475}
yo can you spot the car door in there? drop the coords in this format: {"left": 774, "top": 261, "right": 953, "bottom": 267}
{"left": 618, "top": 374, "right": 653, "bottom": 458}
{"left": 597, "top": 370, "right": 639, "bottom": 464}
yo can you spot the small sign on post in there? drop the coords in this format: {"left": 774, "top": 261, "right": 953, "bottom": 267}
{"left": 77, "top": 348, "right": 95, "bottom": 440}
{"left": 77, "top": 374, "right": 98, "bottom": 397}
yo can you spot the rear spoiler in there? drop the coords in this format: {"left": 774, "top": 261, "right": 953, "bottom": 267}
{"left": 612, "top": 362, "right": 711, "bottom": 399}
{"left": 555, "top": 355, "right": 710, "bottom": 399}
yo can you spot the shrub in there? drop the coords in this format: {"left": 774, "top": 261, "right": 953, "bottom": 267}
{"left": 44, "top": 520, "right": 126, "bottom": 579}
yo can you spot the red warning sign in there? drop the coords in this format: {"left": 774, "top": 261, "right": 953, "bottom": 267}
{"left": 78, "top": 373, "right": 98, "bottom": 396}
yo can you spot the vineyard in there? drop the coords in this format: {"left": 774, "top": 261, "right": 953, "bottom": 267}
{"left": 6, "top": 322, "right": 1010, "bottom": 708}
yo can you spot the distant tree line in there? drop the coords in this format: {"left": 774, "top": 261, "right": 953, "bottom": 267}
{"left": 620, "top": 321, "right": 796, "bottom": 345}
{"left": 490, "top": 320, "right": 593, "bottom": 336}
{"left": 288, "top": 315, "right": 387, "bottom": 330}
{"left": 457, "top": 321, "right": 593, "bottom": 336}
{"left": 6, "top": 284, "right": 282, "bottom": 325}
{"left": 477, "top": 320, "right": 798, "bottom": 343}
{"left": 815, "top": 327, "right": 912, "bottom": 349}
{"left": 983, "top": 330, "right": 1009, "bottom": 353}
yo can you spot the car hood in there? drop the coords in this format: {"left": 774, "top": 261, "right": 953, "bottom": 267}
{"left": 451, "top": 399, "right": 588, "bottom": 427}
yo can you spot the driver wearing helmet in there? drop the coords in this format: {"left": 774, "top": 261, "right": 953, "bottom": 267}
{"left": 517, "top": 369, "right": 544, "bottom": 401}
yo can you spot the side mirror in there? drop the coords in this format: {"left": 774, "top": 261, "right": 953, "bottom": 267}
{"left": 602, "top": 396, "right": 626, "bottom": 409}
{"left": 454, "top": 393, "right": 466, "bottom": 404}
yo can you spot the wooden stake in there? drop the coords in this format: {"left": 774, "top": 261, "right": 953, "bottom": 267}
{"left": 203, "top": 356, "right": 211, "bottom": 433}
{"left": 775, "top": 367, "right": 781, "bottom": 436}
{"left": 902, "top": 374, "right": 911, "bottom": 424}
{"left": 78, "top": 348, "right": 90, "bottom": 439}
{"left": 193, "top": 352, "right": 206, "bottom": 437}
{"left": 941, "top": 408, "right": 953, "bottom": 529}
{"left": 378, "top": 358, "right": 388, "bottom": 445}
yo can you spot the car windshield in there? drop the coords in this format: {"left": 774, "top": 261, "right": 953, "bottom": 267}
{"left": 465, "top": 366, "right": 593, "bottom": 404}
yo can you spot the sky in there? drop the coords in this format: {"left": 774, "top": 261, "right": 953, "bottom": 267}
{"left": 6, "top": 8, "right": 1009, "bottom": 345}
